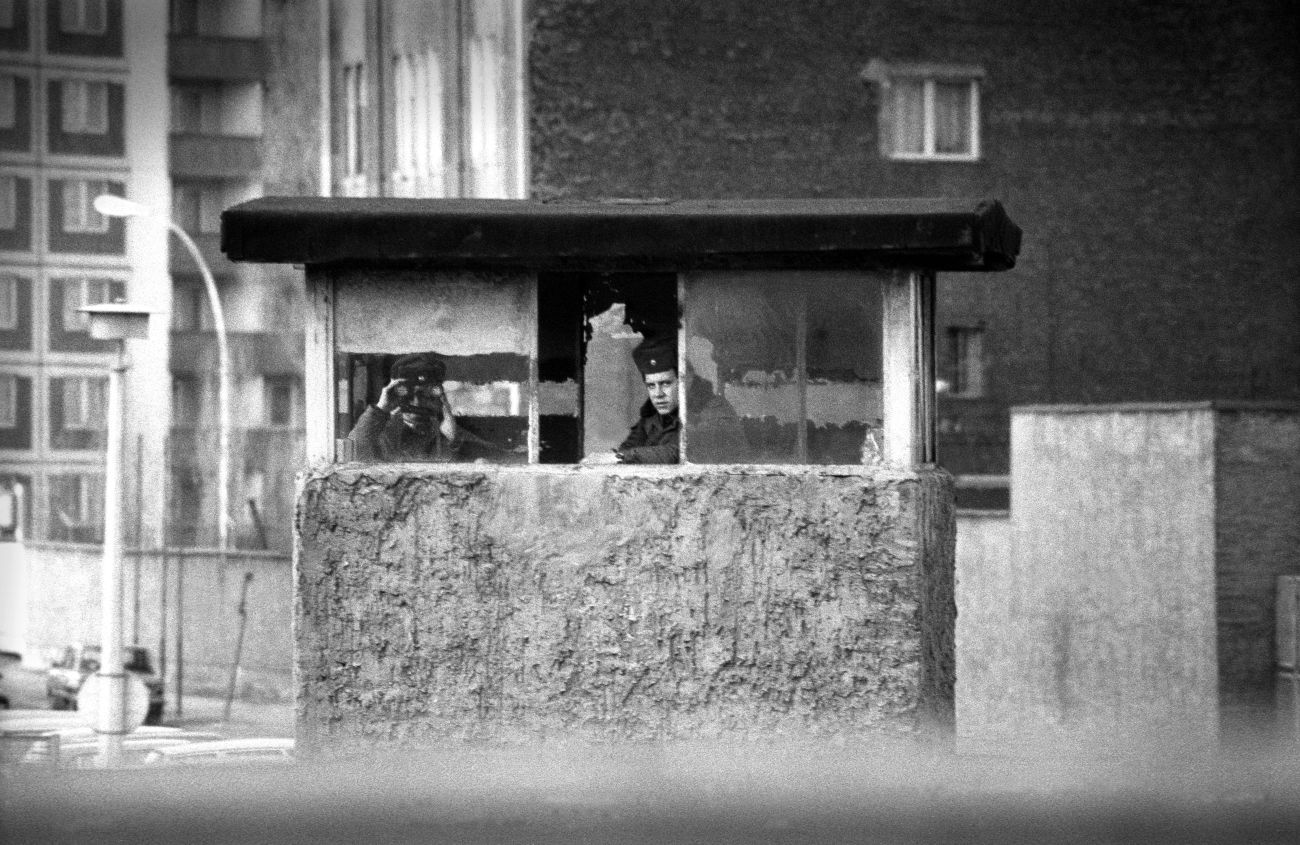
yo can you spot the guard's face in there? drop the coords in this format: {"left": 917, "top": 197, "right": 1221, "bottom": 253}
{"left": 644, "top": 370, "right": 679, "bottom": 415}
{"left": 398, "top": 380, "right": 443, "bottom": 433}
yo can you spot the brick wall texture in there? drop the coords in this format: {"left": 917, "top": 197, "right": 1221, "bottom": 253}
{"left": 528, "top": 0, "right": 1300, "bottom": 474}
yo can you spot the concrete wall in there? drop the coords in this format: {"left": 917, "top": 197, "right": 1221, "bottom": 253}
{"left": 1215, "top": 409, "right": 1300, "bottom": 734}
{"left": 296, "top": 465, "right": 955, "bottom": 750}
{"left": 17, "top": 543, "right": 293, "bottom": 704}
{"left": 957, "top": 403, "right": 1300, "bottom": 754}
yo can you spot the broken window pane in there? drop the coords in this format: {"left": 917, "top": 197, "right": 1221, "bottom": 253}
{"left": 684, "top": 272, "right": 883, "bottom": 465}
{"left": 333, "top": 271, "right": 534, "bottom": 463}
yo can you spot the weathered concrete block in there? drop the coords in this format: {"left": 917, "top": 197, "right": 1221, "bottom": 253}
{"left": 295, "top": 465, "right": 954, "bottom": 750}
{"left": 959, "top": 402, "right": 1300, "bottom": 755}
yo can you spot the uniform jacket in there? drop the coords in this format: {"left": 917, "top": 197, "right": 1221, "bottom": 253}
{"left": 616, "top": 400, "right": 680, "bottom": 464}
{"left": 347, "top": 405, "right": 463, "bottom": 462}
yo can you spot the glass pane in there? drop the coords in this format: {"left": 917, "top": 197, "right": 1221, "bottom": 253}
{"left": 684, "top": 272, "right": 883, "bottom": 465}
{"left": 934, "top": 81, "right": 972, "bottom": 154}
{"left": 891, "top": 78, "right": 925, "bottom": 155}
{"left": 333, "top": 271, "right": 534, "bottom": 464}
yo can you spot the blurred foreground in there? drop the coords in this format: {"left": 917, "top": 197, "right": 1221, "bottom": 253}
{"left": 4, "top": 738, "right": 1298, "bottom": 844}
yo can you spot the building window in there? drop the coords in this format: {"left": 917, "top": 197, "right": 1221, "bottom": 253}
{"left": 59, "top": 0, "right": 105, "bottom": 35}
{"left": 0, "top": 372, "right": 15, "bottom": 427}
{"left": 343, "top": 63, "right": 364, "bottom": 178}
{"left": 59, "top": 376, "right": 106, "bottom": 430}
{"left": 49, "top": 472, "right": 103, "bottom": 543}
{"left": 172, "top": 181, "right": 224, "bottom": 235}
{"left": 392, "top": 51, "right": 447, "bottom": 197}
{"left": 60, "top": 179, "right": 108, "bottom": 233}
{"left": 171, "top": 373, "right": 200, "bottom": 420}
{"left": 942, "top": 325, "right": 986, "bottom": 398}
{"left": 862, "top": 60, "right": 983, "bottom": 162}
{"left": 0, "top": 273, "right": 16, "bottom": 329}
{"left": 61, "top": 277, "right": 115, "bottom": 331}
{"left": 60, "top": 78, "right": 107, "bottom": 134}
{"left": 263, "top": 375, "right": 295, "bottom": 427}
{"left": 0, "top": 174, "right": 14, "bottom": 229}
{"left": 170, "top": 84, "right": 221, "bottom": 134}
{"left": 0, "top": 74, "right": 15, "bottom": 129}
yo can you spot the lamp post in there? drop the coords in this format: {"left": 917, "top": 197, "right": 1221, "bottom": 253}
{"left": 94, "top": 195, "right": 231, "bottom": 551}
{"left": 81, "top": 303, "right": 152, "bottom": 768}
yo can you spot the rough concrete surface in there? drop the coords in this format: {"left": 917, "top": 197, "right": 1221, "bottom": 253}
{"left": 295, "top": 465, "right": 954, "bottom": 751}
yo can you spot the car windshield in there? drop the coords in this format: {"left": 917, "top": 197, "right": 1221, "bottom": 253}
{"left": 79, "top": 647, "right": 153, "bottom": 674}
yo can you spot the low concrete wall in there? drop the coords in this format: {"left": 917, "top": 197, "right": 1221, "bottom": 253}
{"left": 18, "top": 544, "right": 293, "bottom": 704}
{"left": 960, "top": 402, "right": 1300, "bottom": 754}
{"left": 296, "top": 464, "right": 955, "bottom": 750}
{"left": 953, "top": 509, "right": 1011, "bottom": 750}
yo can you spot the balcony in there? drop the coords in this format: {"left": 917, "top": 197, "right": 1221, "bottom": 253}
{"left": 170, "top": 133, "right": 262, "bottom": 179}
{"left": 170, "top": 330, "right": 302, "bottom": 375}
{"left": 168, "top": 35, "right": 268, "bottom": 83}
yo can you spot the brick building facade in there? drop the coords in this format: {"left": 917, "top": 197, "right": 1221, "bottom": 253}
{"left": 526, "top": 0, "right": 1300, "bottom": 489}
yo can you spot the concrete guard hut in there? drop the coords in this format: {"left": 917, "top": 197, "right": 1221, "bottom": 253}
{"left": 221, "top": 197, "right": 1021, "bottom": 752}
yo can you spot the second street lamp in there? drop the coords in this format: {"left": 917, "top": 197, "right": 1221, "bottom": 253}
{"left": 93, "top": 195, "right": 232, "bottom": 551}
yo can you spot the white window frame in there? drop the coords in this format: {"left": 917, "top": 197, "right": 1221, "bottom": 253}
{"left": 0, "top": 373, "right": 16, "bottom": 428}
{"left": 61, "top": 277, "right": 113, "bottom": 332}
{"left": 862, "top": 60, "right": 984, "bottom": 163}
{"left": 0, "top": 273, "right": 18, "bottom": 330}
{"left": 60, "top": 180, "right": 109, "bottom": 234}
{"left": 61, "top": 79, "right": 108, "bottom": 134}
{"left": 0, "top": 74, "right": 16, "bottom": 130}
{"left": 59, "top": 0, "right": 107, "bottom": 35}
{"left": 0, "top": 174, "right": 15, "bottom": 230}
{"left": 60, "top": 376, "right": 105, "bottom": 430}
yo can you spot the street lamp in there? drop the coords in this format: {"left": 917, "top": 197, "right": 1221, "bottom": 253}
{"left": 81, "top": 303, "right": 152, "bottom": 768}
{"left": 94, "top": 194, "right": 232, "bottom": 551}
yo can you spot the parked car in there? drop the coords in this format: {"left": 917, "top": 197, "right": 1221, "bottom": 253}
{"left": 46, "top": 644, "right": 164, "bottom": 725}
{"left": 143, "top": 737, "right": 295, "bottom": 767}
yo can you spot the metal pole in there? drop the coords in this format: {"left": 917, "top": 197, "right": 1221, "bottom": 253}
{"left": 167, "top": 221, "right": 230, "bottom": 552}
{"left": 97, "top": 349, "right": 128, "bottom": 768}
{"left": 176, "top": 548, "right": 185, "bottom": 719}
{"left": 132, "top": 435, "right": 143, "bottom": 643}
{"left": 222, "top": 571, "right": 254, "bottom": 721}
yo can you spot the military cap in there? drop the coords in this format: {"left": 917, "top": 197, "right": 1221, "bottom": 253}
{"left": 391, "top": 352, "right": 447, "bottom": 384}
{"left": 632, "top": 336, "right": 677, "bottom": 376}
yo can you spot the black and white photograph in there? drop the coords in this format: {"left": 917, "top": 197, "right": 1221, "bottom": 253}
{"left": 2, "top": 1, "right": 1298, "bottom": 842}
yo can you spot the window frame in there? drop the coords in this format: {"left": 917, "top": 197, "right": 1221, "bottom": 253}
{"left": 59, "top": 375, "right": 105, "bottom": 430}
{"left": 0, "top": 272, "right": 17, "bottom": 330}
{"left": 0, "top": 174, "right": 15, "bottom": 230}
{"left": 863, "top": 60, "right": 984, "bottom": 163}
{"left": 0, "top": 372, "right": 16, "bottom": 428}
{"left": 59, "top": 0, "right": 106, "bottom": 35}
{"left": 60, "top": 179, "right": 109, "bottom": 234}
{"left": 61, "top": 276, "right": 114, "bottom": 332}
{"left": 60, "top": 78, "right": 108, "bottom": 134}
{"left": 0, "top": 73, "right": 15, "bottom": 130}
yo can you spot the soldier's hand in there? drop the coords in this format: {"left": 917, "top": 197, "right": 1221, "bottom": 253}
{"left": 438, "top": 391, "right": 457, "bottom": 440}
{"left": 376, "top": 378, "right": 407, "bottom": 413}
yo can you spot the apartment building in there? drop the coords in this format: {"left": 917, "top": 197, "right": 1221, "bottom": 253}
{"left": 0, "top": 0, "right": 169, "bottom": 549}
{"left": 0, "top": 0, "right": 305, "bottom": 554}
